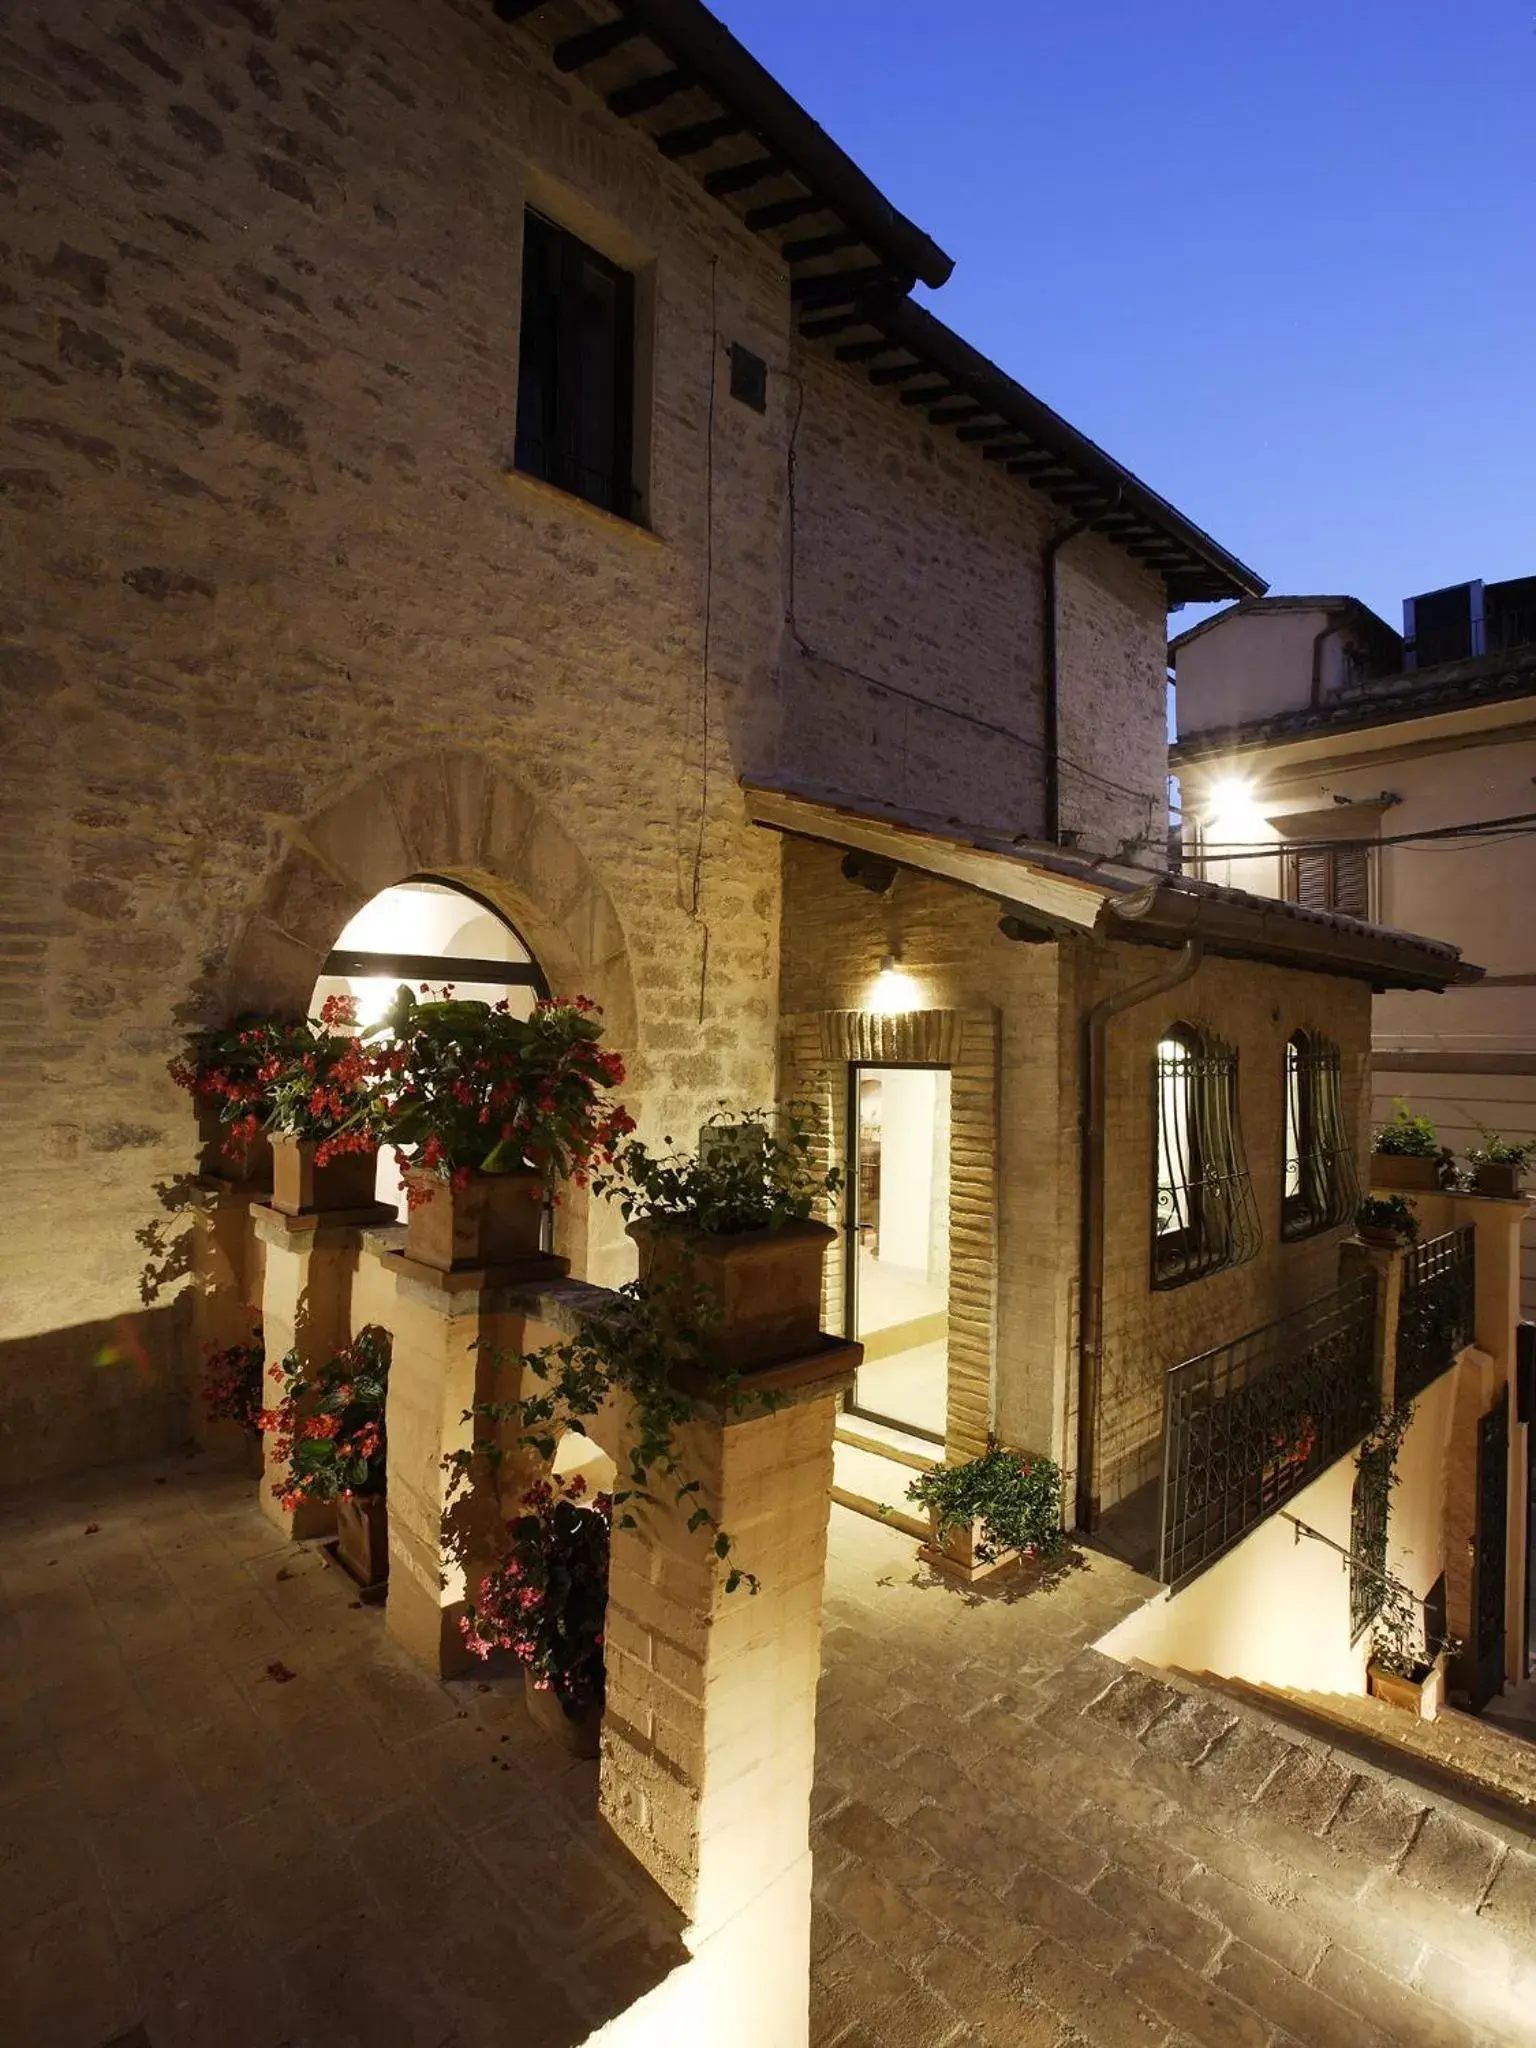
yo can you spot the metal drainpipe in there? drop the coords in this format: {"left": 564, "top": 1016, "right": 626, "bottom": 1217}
{"left": 1075, "top": 927, "right": 1203, "bottom": 1532}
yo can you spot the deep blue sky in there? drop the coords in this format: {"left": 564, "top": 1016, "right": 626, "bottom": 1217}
{"left": 714, "top": 0, "right": 1536, "bottom": 631}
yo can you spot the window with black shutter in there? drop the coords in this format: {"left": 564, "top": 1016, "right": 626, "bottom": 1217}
{"left": 1283, "top": 1030, "right": 1357, "bottom": 1240}
{"left": 1153, "top": 1026, "right": 1262, "bottom": 1288}
{"left": 1284, "top": 841, "right": 1371, "bottom": 919}
{"left": 515, "top": 211, "right": 636, "bottom": 521}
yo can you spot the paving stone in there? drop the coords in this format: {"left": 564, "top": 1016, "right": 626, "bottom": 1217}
{"left": 919, "top": 1939, "right": 1067, "bottom": 2048}
{"left": 1014, "top": 1932, "right": 1170, "bottom": 2048}
{"left": 1477, "top": 1846, "right": 1536, "bottom": 1948}
{"left": 1249, "top": 1748, "right": 1356, "bottom": 1833}
{"left": 825, "top": 1797, "right": 942, "bottom": 1889}
{"left": 1090, "top": 1861, "right": 1224, "bottom": 1970}
{"left": 0, "top": 1899, "right": 138, "bottom": 2048}
{"left": 0, "top": 1784, "right": 96, "bottom": 1933}
{"left": 1310, "top": 1940, "right": 1485, "bottom": 2048}
{"left": 1178, "top": 1865, "right": 1324, "bottom": 1980}
{"left": 1002, "top": 1860, "right": 1139, "bottom": 1970}
{"left": 128, "top": 1896, "right": 287, "bottom": 2048}
{"left": 1086, "top": 1669, "right": 1183, "bottom": 1741}
{"left": 1396, "top": 1807, "right": 1505, "bottom": 1909}
{"left": 821, "top": 1854, "right": 945, "bottom": 1960}
{"left": 909, "top": 1798, "right": 1046, "bottom": 1896}
{"left": 1138, "top": 1692, "right": 1238, "bottom": 1768}
{"left": 1411, "top": 1942, "right": 1536, "bottom": 2042}
{"left": 1186, "top": 1719, "right": 1292, "bottom": 1805}
{"left": 1321, "top": 1774, "right": 1427, "bottom": 1871}
{"left": 1358, "top": 1866, "right": 1515, "bottom": 1974}
{"left": 901, "top": 1869, "right": 1045, "bottom": 1973}
{"left": 1115, "top": 1943, "right": 1270, "bottom": 2048}
{"left": 1213, "top": 1940, "right": 1392, "bottom": 2048}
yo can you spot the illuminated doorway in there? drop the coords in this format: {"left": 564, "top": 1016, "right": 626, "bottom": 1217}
{"left": 846, "top": 1064, "right": 951, "bottom": 1443}
{"left": 308, "top": 876, "right": 547, "bottom": 1217}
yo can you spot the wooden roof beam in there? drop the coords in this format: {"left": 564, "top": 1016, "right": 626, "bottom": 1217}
{"left": 833, "top": 339, "right": 892, "bottom": 363}
{"left": 782, "top": 227, "right": 861, "bottom": 262}
{"left": 956, "top": 420, "right": 1010, "bottom": 442}
{"left": 869, "top": 361, "right": 926, "bottom": 386}
{"left": 927, "top": 402, "right": 987, "bottom": 426}
{"left": 492, "top": 0, "right": 544, "bottom": 20}
{"left": 899, "top": 383, "right": 958, "bottom": 407}
{"left": 799, "top": 309, "right": 864, "bottom": 339}
{"left": 743, "top": 193, "right": 825, "bottom": 230}
{"left": 607, "top": 68, "right": 694, "bottom": 116}
{"left": 553, "top": 18, "right": 644, "bottom": 71}
{"left": 705, "top": 155, "right": 783, "bottom": 197}
{"left": 982, "top": 441, "right": 1041, "bottom": 462}
{"left": 657, "top": 112, "right": 744, "bottom": 158}
{"left": 790, "top": 263, "right": 892, "bottom": 304}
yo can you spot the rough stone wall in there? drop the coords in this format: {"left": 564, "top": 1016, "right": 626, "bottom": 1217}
{"left": 0, "top": 0, "right": 791, "bottom": 1470}
{"left": 779, "top": 345, "right": 1171, "bottom": 854}
{"left": 1085, "top": 948, "right": 1375, "bottom": 1509}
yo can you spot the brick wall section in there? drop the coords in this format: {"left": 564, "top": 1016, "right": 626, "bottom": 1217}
{"left": 0, "top": 0, "right": 792, "bottom": 1457}
{"left": 780, "top": 346, "right": 1172, "bottom": 855}
{"left": 1083, "top": 945, "right": 1375, "bottom": 1508}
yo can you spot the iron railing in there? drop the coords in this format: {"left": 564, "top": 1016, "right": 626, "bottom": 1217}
{"left": 1158, "top": 1274, "right": 1378, "bottom": 1590}
{"left": 1396, "top": 1227, "right": 1475, "bottom": 1407}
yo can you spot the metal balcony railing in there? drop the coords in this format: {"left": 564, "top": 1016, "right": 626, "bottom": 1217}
{"left": 1396, "top": 1227, "right": 1476, "bottom": 1407}
{"left": 1158, "top": 1274, "right": 1378, "bottom": 1590}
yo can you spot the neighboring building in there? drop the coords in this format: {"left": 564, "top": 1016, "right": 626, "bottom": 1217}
{"left": 0, "top": 2, "right": 1522, "bottom": 2035}
{"left": 1172, "top": 584, "right": 1536, "bottom": 1320}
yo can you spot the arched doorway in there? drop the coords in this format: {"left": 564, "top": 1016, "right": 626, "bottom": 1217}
{"left": 306, "top": 874, "right": 550, "bottom": 1218}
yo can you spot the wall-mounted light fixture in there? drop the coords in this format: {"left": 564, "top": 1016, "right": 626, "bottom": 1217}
{"left": 869, "top": 951, "right": 921, "bottom": 1016}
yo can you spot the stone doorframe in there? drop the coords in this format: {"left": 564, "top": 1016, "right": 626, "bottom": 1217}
{"left": 779, "top": 1006, "right": 1000, "bottom": 1459}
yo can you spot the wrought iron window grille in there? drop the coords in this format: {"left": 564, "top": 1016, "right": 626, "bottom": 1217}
{"left": 1349, "top": 1447, "right": 1390, "bottom": 1643}
{"left": 1158, "top": 1273, "right": 1378, "bottom": 1589}
{"left": 1396, "top": 1227, "right": 1476, "bottom": 1407}
{"left": 1281, "top": 1032, "right": 1358, "bottom": 1242}
{"left": 1153, "top": 1028, "right": 1261, "bottom": 1290}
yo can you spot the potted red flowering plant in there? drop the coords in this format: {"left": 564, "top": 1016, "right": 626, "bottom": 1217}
{"left": 262, "top": 995, "right": 383, "bottom": 1218}
{"left": 907, "top": 1439, "right": 1067, "bottom": 1584}
{"left": 461, "top": 1474, "right": 610, "bottom": 1756}
{"left": 364, "top": 985, "right": 632, "bottom": 1272}
{"left": 262, "top": 1324, "right": 391, "bottom": 1589}
{"left": 595, "top": 1111, "right": 844, "bottom": 1371}
{"left": 199, "top": 1329, "right": 266, "bottom": 1471}
{"left": 169, "top": 1017, "right": 282, "bottom": 1186}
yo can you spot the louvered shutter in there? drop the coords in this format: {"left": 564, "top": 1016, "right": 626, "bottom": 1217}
{"left": 1291, "top": 849, "right": 1331, "bottom": 909}
{"left": 1333, "top": 845, "right": 1370, "bottom": 919}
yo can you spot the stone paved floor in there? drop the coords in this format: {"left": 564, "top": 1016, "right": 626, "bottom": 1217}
{"left": 812, "top": 1508, "right": 1536, "bottom": 2048}
{"left": 4, "top": 1458, "right": 1536, "bottom": 2047}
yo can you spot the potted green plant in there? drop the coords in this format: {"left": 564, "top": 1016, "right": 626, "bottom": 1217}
{"left": 1466, "top": 1128, "right": 1535, "bottom": 1200}
{"left": 263, "top": 996, "right": 383, "bottom": 1217}
{"left": 199, "top": 1329, "right": 266, "bottom": 1474}
{"left": 1355, "top": 1194, "right": 1420, "bottom": 1248}
{"left": 461, "top": 1475, "right": 611, "bottom": 1756}
{"left": 596, "top": 1111, "right": 844, "bottom": 1372}
{"left": 365, "top": 986, "right": 631, "bottom": 1272}
{"left": 168, "top": 1017, "right": 281, "bottom": 1187}
{"left": 1367, "top": 1579, "right": 1453, "bottom": 1719}
{"left": 262, "top": 1325, "right": 391, "bottom": 1591}
{"left": 906, "top": 1439, "right": 1067, "bottom": 1583}
{"left": 1370, "top": 1101, "right": 1449, "bottom": 1193}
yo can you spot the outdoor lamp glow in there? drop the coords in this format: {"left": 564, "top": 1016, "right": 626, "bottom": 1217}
{"left": 1205, "top": 774, "right": 1264, "bottom": 839}
{"left": 869, "top": 953, "right": 921, "bottom": 1016}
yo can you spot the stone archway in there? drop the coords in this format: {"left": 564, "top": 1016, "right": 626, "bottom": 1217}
{"left": 222, "top": 749, "right": 639, "bottom": 1278}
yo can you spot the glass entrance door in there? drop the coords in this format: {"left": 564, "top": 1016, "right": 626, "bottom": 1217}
{"left": 847, "top": 1065, "right": 951, "bottom": 1442}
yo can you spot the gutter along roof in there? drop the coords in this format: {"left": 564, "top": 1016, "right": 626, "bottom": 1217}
{"left": 743, "top": 779, "right": 1478, "bottom": 993}
{"left": 1173, "top": 644, "right": 1536, "bottom": 762}
{"left": 493, "top": 2, "right": 1262, "bottom": 609}
{"left": 1169, "top": 595, "right": 1401, "bottom": 657}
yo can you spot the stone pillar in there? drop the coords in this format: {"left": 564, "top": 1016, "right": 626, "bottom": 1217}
{"left": 599, "top": 1345, "right": 855, "bottom": 2048}
{"left": 1338, "top": 1237, "right": 1405, "bottom": 1408}
{"left": 187, "top": 1185, "right": 264, "bottom": 1458}
{"left": 252, "top": 1207, "right": 368, "bottom": 1542}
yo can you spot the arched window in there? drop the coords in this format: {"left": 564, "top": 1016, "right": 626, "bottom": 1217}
{"left": 1153, "top": 1026, "right": 1261, "bottom": 1289}
{"left": 1282, "top": 1030, "right": 1356, "bottom": 1240}
{"left": 309, "top": 876, "right": 548, "bottom": 1216}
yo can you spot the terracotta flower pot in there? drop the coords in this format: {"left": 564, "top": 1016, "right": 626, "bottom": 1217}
{"left": 403, "top": 1168, "right": 548, "bottom": 1272}
{"left": 334, "top": 1493, "right": 388, "bottom": 1593}
{"left": 523, "top": 1668, "right": 602, "bottom": 1758}
{"left": 1358, "top": 1223, "right": 1412, "bottom": 1249}
{"left": 1370, "top": 1154, "right": 1439, "bottom": 1193}
{"left": 1368, "top": 1655, "right": 1444, "bottom": 1721}
{"left": 1472, "top": 1162, "right": 1525, "bottom": 1200}
{"left": 628, "top": 1217, "right": 835, "bottom": 1372}
{"left": 269, "top": 1135, "right": 379, "bottom": 1218}
{"left": 197, "top": 1102, "right": 272, "bottom": 1189}
{"left": 918, "top": 1512, "right": 1019, "bottom": 1585}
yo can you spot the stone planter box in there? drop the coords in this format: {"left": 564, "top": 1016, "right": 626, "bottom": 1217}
{"left": 628, "top": 1217, "right": 835, "bottom": 1372}
{"left": 1370, "top": 1154, "right": 1440, "bottom": 1193}
{"left": 917, "top": 1513, "right": 1019, "bottom": 1585}
{"left": 1472, "top": 1162, "right": 1525, "bottom": 1199}
{"left": 1358, "top": 1224, "right": 1414, "bottom": 1250}
{"left": 197, "top": 1102, "right": 272, "bottom": 1190}
{"left": 269, "top": 1135, "right": 379, "bottom": 1218}
{"left": 333, "top": 1493, "right": 389, "bottom": 1595}
{"left": 403, "top": 1167, "right": 550, "bottom": 1272}
{"left": 524, "top": 1669, "right": 601, "bottom": 1757}
{"left": 1368, "top": 1654, "right": 1445, "bottom": 1720}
